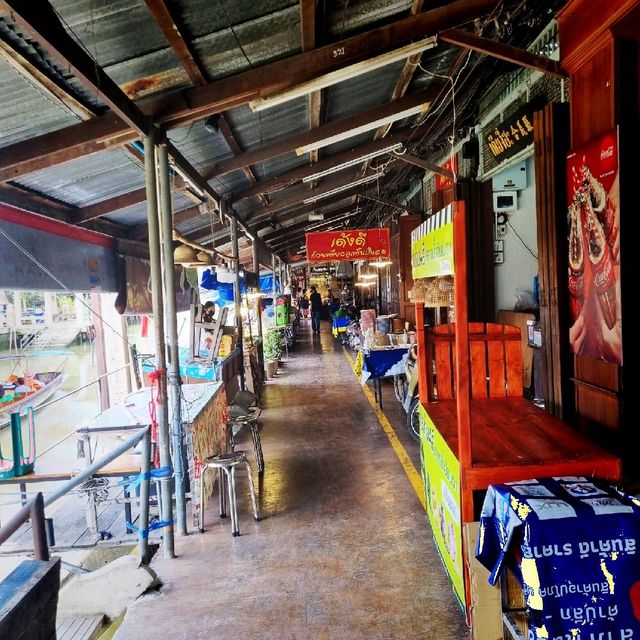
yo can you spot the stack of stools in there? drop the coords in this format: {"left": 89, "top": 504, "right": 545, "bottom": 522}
{"left": 227, "top": 390, "right": 264, "bottom": 474}
{"left": 199, "top": 451, "right": 259, "bottom": 536}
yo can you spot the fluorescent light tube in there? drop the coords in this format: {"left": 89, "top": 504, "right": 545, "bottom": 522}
{"left": 249, "top": 37, "right": 437, "bottom": 112}
{"left": 303, "top": 172, "right": 382, "bottom": 205}
{"left": 308, "top": 213, "right": 325, "bottom": 221}
{"left": 296, "top": 104, "right": 429, "bottom": 156}
{"left": 302, "top": 143, "right": 403, "bottom": 183}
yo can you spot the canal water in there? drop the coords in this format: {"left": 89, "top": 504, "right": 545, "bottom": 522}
{"left": 0, "top": 342, "right": 101, "bottom": 523}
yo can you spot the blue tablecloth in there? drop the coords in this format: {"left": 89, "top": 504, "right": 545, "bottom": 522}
{"left": 362, "top": 346, "right": 409, "bottom": 378}
{"left": 476, "top": 477, "right": 640, "bottom": 638}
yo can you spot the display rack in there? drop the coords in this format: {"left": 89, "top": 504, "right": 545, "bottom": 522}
{"left": 412, "top": 201, "right": 622, "bottom": 613}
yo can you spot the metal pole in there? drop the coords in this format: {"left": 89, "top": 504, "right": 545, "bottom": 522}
{"left": 139, "top": 429, "right": 151, "bottom": 563}
{"left": 144, "top": 132, "right": 175, "bottom": 559}
{"left": 158, "top": 144, "right": 187, "bottom": 537}
{"left": 252, "top": 240, "right": 264, "bottom": 372}
{"left": 229, "top": 212, "right": 245, "bottom": 390}
{"left": 271, "top": 254, "right": 276, "bottom": 296}
{"left": 31, "top": 493, "right": 49, "bottom": 561}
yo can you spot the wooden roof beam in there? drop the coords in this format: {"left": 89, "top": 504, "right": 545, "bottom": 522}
{"left": 300, "top": 0, "right": 323, "bottom": 172}
{"left": 0, "top": 0, "right": 497, "bottom": 181}
{"left": 438, "top": 28, "right": 568, "bottom": 79}
{"left": 209, "top": 86, "right": 437, "bottom": 178}
{"left": 394, "top": 152, "right": 455, "bottom": 179}
{"left": 142, "top": 0, "right": 268, "bottom": 206}
{"left": 232, "top": 131, "right": 411, "bottom": 203}
{"left": 244, "top": 169, "right": 381, "bottom": 223}
{"left": 154, "top": 0, "right": 499, "bottom": 129}
{"left": 0, "top": 114, "right": 137, "bottom": 183}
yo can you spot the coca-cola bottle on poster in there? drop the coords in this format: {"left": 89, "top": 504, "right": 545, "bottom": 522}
{"left": 583, "top": 195, "right": 617, "bottom": 330}
{"left": 581, "top": 165, "right": 619, "bottom": 259}
{"left": 567, "top": 200, "right": 584, "bottom": 320}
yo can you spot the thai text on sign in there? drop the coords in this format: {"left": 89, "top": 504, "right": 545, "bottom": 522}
{"left": 485, "top": 104, "right": 535, "bottom": 162}
{"left": 305, "top": 229, "right": 390, "bottom": 263}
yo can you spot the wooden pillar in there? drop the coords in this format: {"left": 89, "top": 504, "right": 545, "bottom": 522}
{"left": 452, "top": 202, "right": 473, "bottom": 524}
{"left": 534, "top": 103, "right": 571, "bottom": 420}
{"left": 90, "top": 292, "right": 109, "bottom": 411}
{"left": 414, "top": 304, "right": 429, "bottom": 405}
{"left": 557, "top": 0, "right": 640, "bottom": 457}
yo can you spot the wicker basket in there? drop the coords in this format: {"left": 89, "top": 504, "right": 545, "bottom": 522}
{"left": 410, "top": 277, "right": 454, "bottom": 307}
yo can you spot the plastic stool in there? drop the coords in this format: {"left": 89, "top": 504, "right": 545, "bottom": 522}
{"left": 199, "top": 451, "right": 259, "bottom": 536}
{"left": 227, "top": 408, "right": 264, "bottom": 474}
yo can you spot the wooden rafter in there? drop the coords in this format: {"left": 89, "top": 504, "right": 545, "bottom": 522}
{"left": 244, "top": 169, "right": 379, "bottom": 222}
{"left": 73, "top": 188, "right": 148, "bottom": 224}
{"left": 300, "top": 0, "right": 322, "bottom": 171}
{"left": 0, "top": 114, "right": 136, "bottom": 184}
{"left": 394, "top": 152, "right": 455, "bottom": 178}
{"left": 373, "top": 0, "right": 427, "bottom": 142}
{"left": 439, "top": 28, "right": 568, "bottom": 79}
{"left": 0, "top": 0, "right": 224, "bottom": 217}
{"left": 208, "top": 87, "right": 437, "bottom": 178}
{"left": 232, "top": 131, "right": 411, "bottom": 203}
{"left": 0, "top": 0, "right": 498, "bottom": 184}
{"left": 142, "top": 0, "right": 268, "bottom": 207}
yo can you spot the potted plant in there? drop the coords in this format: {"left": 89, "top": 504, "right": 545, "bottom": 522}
{"left": 263, "top": 329, "right": 281, "bottom": 378}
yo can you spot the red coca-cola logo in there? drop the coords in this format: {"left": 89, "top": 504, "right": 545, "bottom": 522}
{"left": 593, "top": 253, "right": 614, "bottom": 291}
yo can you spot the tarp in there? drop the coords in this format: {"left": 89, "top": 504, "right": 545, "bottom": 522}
{"left": 477, "top": 476, "right": 640, "bottom": 639}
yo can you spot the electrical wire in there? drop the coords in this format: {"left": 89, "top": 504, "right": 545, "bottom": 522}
{"left": 506, "top": 219, "right": 538, "bottom": 262}
{"left": 218, "top": 0, "right": 254, "bottom": 68}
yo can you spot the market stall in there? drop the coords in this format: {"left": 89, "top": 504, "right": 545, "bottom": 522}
{"left": 412, "top": 202, "right": 622, "bottom": 613}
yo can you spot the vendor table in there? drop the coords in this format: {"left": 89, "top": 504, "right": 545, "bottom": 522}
{"left": 476, "top": 477, "right": 640, "bottom": 639}
{"left": 361, "top": 345, "right": 409, "bottom": 408}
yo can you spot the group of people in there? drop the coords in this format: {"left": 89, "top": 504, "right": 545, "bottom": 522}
{"left": 297, "top": 287, "right": 323, "bottom": 333}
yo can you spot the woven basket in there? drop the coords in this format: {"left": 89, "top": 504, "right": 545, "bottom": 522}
{"left": 411, "top": 276, "right": 454, "bottom": 307}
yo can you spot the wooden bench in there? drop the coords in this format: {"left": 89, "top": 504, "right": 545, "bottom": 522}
{"left": 418, "top": 321, "right": 622, "bottom": 523}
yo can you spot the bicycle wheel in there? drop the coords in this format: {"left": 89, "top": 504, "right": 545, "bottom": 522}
{"left": 406, "top": 396, "right": 421, "bottom": 442}
{"left": 393, "top": 375, "right": 406, "bottom": 404}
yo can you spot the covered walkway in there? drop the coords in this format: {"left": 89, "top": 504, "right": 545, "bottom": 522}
{"left": 115, "top": 322, "right": 469, "bottom": 640}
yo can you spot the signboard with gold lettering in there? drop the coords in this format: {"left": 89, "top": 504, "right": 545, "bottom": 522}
{"left": 485, "top": 105, "right": 535, "bottom": 162}
{"left": 305, "top": 229, "right": 390, "bottom": 263}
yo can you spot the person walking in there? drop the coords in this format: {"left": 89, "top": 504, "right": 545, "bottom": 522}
{"left": 298, "top": 288, "right": 310, "bottom": 320}
{"left": 309, "top": 286, "right": 322, "bottom": 334}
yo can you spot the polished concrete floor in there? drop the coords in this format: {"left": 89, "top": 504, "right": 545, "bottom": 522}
{"left": 115, "top": 321, "right": 470, "bottom": 640}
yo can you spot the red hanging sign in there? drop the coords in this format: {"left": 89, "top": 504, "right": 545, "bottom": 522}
{"left": 435, "top": 156, "right": 458, "bottom": 190}
{"left": 306, "top": 228, "right": 391, "bottom": 263}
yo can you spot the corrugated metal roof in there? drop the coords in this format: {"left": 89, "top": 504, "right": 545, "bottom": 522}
{"left": 0, "top": 59, "right": 80, "bottom": 146}
{"left": 13, "top": 149, "right": 145, "bottom": 208}
{"left": 0, "top": 0, "right": 568, "bottom": 255}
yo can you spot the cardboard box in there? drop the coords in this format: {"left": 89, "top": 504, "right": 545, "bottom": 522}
{"left": 463, "top": 522, "right": 503, "bottom": 640}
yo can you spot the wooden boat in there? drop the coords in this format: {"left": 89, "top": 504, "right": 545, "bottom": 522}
{"left": 0, "top": 371, "right": 64, "bottom": 429}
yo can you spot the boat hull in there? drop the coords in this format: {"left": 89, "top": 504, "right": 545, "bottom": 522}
{"left": 0, "top": 371, "right": 64, "bottom": 428}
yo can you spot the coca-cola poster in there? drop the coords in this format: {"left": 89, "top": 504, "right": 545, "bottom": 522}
{"left": 567, "top": 128, "right": 622, "bottom": 364}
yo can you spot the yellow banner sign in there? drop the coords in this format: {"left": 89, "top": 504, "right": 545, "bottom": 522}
{"left": 419, "top": 403, "right": 464, "bottom": 608}
{"left": 411, "top": 221, "right": 454, "bottom": 279}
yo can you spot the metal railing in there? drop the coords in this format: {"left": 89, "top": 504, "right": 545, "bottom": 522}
{"left": 0, "top": 492, "right": 49, "bottom": 561}
{"left": 0, "top": 427, "right": 152, "bottom": 563}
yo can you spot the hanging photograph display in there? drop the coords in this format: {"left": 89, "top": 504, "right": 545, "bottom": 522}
{"left": 566, "top": 127, "right": 622, "bottom": 364}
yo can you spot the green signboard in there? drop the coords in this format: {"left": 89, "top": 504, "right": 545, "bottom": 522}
{"left": 419, "top": 403, "right": 464, "bottom": 608}
{"left": 411, "top": 221, "right": 454, "bottom": 280}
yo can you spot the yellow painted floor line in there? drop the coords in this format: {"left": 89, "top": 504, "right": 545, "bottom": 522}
{"left": 343, "top": 348, "right": 426, "bottom": 511}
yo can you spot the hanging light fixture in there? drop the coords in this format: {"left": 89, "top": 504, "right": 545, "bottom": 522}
{"left": 369, "top": 259, "right": 392, "bottom": 268}
{"left": 174, "top": 243, "right": 198, "bottom": 266}
{"left": 196, "top": 250, "right": 214, "bottom": 266}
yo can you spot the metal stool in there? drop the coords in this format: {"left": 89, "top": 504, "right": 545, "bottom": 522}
{"left": 199, "top": 451, "right": 259, "bottom": 537}
{"left": 227, "top": 407, "right": 264, "bottom": 474}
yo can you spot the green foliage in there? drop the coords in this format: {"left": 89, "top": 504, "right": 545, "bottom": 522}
{"left": 263, "top": 328, "right": 282, "bottom": 361}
